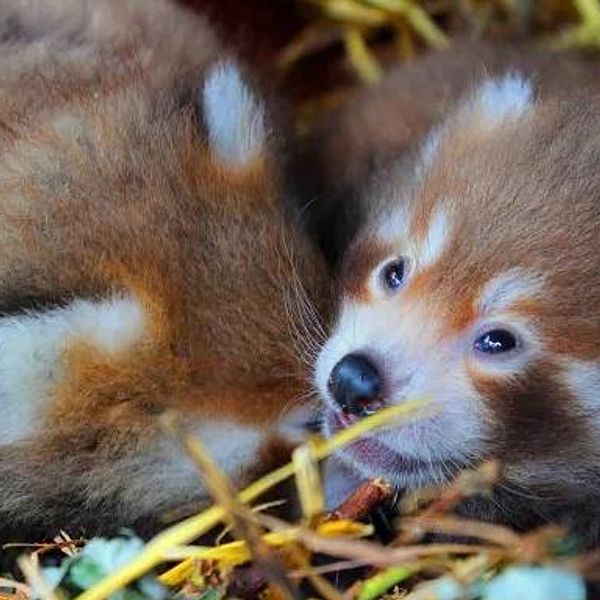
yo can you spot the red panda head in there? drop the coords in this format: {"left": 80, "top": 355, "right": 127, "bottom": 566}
{"left": 317, "top": 75, "right": 600, "bottom": 518}
{"left": 0, "top": 23, "right": 327, "bottom": 538}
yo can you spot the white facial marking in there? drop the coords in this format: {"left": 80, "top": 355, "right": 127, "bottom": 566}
{"left": 315, "top": 295, "right": 490, "bottom": 489}
{"left": 376, "top": 205, "right": 410, "bottom": 244}
{"left": 203, "top": 61, "right": 266, "bottom": 165}
{"left": 478, "top": 268, "right": 543, "bottom": 315}
{"left": 315, "top": 300, "right": 368, "bottom": 401}
{"left": 562, "top": 359, "right": 600, "bottom": 415}
{"left": 0, "top": 295, "right": 145, "bottom": 444}
{"left": 376, "top": 206, "right": 450, "bottom": 271}
{"left": 417, "top": 206, "right": 450, "bottom": 268}
{"left": 464, "top": 74, "right": 533, "bottom": 127}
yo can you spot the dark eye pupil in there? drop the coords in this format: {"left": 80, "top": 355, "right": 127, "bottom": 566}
{"left": 383, "top": 260, "right": 405, "bottom": 290}
{"left": 474, "top": 329, "right": 517, "bottom": 354}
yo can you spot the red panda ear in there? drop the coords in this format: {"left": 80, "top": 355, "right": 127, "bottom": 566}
{"left": 455, "top": 73, "right": 534, "bottom": 129}
{"left": 202, "top": 61, "right": 267, "bottom": 165}
{"left": 417, "top": 74, "right": 535, "bottom": 175}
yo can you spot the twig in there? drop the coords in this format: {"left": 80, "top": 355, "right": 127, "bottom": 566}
{"left": 327, "top": 478, "right": 392, "bottom": 523}
{"left": 258, "top": 512, "right": 503, "bottom": 568}
{"left": 161, "top": 414, "right": 300, "bottom": 600}
{"left": 75, "top": 398, "right": 431, "bottom": 600}
{"left": 16, "top": 556, "right": 60, "bottom": 600}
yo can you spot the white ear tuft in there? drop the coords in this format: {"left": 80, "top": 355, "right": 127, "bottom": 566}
{"left": 202, "top": 61, "right": 266, "bottom": 164}
{"left": 464, "top": 73, "right": 534, "bottom": 126}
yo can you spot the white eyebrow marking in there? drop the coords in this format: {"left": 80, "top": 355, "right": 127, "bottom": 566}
{"left": 417, "top": 206, "right": 451, "bottom": 268}
{"left": 374, "top": 206, "right": 451, "bottom": 273}
{"left": 478, "top": 268, "right": 544, "bottom": 314}
{"left": 376, "top": 205, "right": 410, "bottom": 244}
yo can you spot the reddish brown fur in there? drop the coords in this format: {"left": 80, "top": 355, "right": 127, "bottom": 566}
{"left": 314, "top": 44, "right": 600, "bottom": 544}
{"left": 341, "top": 236, "right": 392, "bottom": 301}
{"left": 289, "top": 42, "right": 600, "bottom": 264}
{"left": 0, "top": 0, "right": 328, "bottom": 543}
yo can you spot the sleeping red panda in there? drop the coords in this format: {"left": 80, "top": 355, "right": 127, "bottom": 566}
{"left": 313, "top": 44, "right": 600, "bottom": 544}
{"left": 0, "top": 0, "right": 328, "bottom": 543}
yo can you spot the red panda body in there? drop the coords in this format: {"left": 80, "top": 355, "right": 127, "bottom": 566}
{"left": 314, "top": 45, "right": 600, "bottom": 543}
{"left": 0, "top": 1, "right": 328, "bottom": 542}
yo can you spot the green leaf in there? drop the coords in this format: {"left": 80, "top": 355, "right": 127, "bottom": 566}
{"left": 357, "top": 566, "right": 415, "bottom": 600}
{"left": 69, "top": 556, "right": 107, "bottom": 589}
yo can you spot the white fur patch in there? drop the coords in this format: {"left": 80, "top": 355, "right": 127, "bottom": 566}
{"left": 0, "top": 296, "right": 145, "bottom": 444}
{"left": 375, "top": 206, "right": 450, "bottom": 274}
{"left": 90, "top": 421, "right": 263, "bottom": 516}
{"left": 192, "top": 421, "right": 262, "bottom": 477}
{"left": 417, "top": 206, "right": 450, "bottom": 268}
{"left": 202, "top": 61, "right": 266, "bottom": 164}
{"left": 478, "top": 268, "right": 543, "bottom": 315}
{"left": 315, "top": 297, "right": 490, "bottom": 489}
{"left": 562, "top": 359, "right": 600, "bottom": 414}
{"left": 464, "top": 74, "right": 533, "bottom": 127}
{"left": 421, "top": 129, "right": 441, "bottom": 166}
{"left": 376, "top": 206, "right": 410, "bottom": 244}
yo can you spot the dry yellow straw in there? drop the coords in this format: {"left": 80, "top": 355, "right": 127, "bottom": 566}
{"left": 75, "top": 397, "right": 433, "bottom": 600}
{"left": 160, "top": 520, "right": 371, "bottom": 565}
{"left": 292, "top": 439, "right": 326, "bottom": 522}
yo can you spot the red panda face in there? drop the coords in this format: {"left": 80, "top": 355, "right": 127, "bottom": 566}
{"left": 317, "top": 75, "right": 600, "bottom": 506}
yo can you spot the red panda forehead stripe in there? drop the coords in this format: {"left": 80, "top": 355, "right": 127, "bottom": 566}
{"left": 411, "top": 205, "right": 452, "bottom": 270}
{"left": 476, "top": 269, "right": 544, "bottom": 315}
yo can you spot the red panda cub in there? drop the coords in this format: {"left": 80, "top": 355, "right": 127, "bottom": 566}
{"left": 315, "top": 47, "right": 600, "bottom": 543}
{"left": 0, "top": 0, "right": 327, "bottom": 542}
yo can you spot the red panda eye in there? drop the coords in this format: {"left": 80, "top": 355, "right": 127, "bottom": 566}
{"left": 381, "top": 258, "right": 407, "bottom": 292}
{"left": 474, "top": 329, "right": 518, "bottom": 354}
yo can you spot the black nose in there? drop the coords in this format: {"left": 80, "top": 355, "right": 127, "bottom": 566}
{"left": 328, "top": 353, "right": 383, "bottom": 416}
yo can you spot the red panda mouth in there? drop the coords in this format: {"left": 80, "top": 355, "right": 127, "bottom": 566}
{"left": 325, "top": 408, "right": 438, "bottom": 475}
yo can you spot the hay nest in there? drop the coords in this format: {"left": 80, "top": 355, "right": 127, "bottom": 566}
{"left": 2, "top": 400, "right": 598, "bottom": 600}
